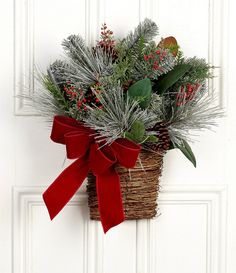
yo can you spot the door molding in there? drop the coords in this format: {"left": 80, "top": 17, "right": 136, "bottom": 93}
{"left": 13, "top": 185, "right": 227, "bottom": 273}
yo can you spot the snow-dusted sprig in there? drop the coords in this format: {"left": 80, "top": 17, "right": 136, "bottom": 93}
{"left": 132, "top": 48, "right": 176, "bottom": 80}
{"left": 162, "top": 86, "right": 224, "bottom": 145}
{"left": 24, "top": 90, "right": 64, "bottom": 122}
{"left": 148, "top": 93, "right": 165, "bottom": 119}
{"left": 62, "top": 35, "right": 114, "bottom": 87}
{"left": 177, "top": 57, "right": 213, "bottom": 85}
{"left": 18, "top": 72, "right": 66, "bottom": 122}
{"left": 49, "top": 60, "right": 77, "bottom": 86}
{"left": 85, "top": 84, "right": 157, "bottom": 144}
{"left": 119, "top": 18, "right": 159, "bottom": 53}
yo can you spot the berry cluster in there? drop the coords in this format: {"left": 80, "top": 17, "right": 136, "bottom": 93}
{"left": 98, "top": 23, "right": 115, "bottom": 51}
{"left": 63, "top": 82, "right": 103, "bottom": 112}
{"left": 143, "top": 49, "right": 168, "bottom": 71}
{"left": 176, "top": 83, "right": 201, "bottom": 106}
{"left": 63, "top": 83, "right": 87, "bottom": 112}
{"left": 63, "top": 83, "right": 80, "bottom": 100}
{"left": 82, "top": 92, "right": 102, "bottom": 110}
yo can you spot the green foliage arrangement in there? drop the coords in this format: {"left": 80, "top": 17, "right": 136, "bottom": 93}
{"left": 33, "top": 19, "right": 222, "bottom": 166}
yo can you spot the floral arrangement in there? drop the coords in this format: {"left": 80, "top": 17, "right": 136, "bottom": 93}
{"left": 31, "top": 19, "right": 222, "bottom": 232}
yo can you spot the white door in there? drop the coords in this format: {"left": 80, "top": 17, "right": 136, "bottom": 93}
{"left": 1, "top": 0, "right": 236, "bottom": 273}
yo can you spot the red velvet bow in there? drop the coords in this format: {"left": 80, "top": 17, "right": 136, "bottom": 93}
{"left": 43, "top": 116, "right": 141, "bottom": 233}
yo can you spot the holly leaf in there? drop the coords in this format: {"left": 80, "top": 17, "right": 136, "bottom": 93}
{"left": 176, "top": 139, "right": 196, "bottom": 167}
{"left": 155, "top": 64, "right": 191, "bottom": 95}
{"left": 128, "top": 78, "right": 152, "bottom": 109}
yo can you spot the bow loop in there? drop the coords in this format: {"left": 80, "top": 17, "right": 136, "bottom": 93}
{"left": 111, "top": 138, "right": 141, "bottom": 168}
{"left": 64, "top": 131, "right": 91, "bottom": 159}
{"left": 89, "top": 143, "right": 116, "bottom": 175}
{"left": 51, "top": 116, "right": 84, "bottom": 144}
{"left": 43, "top": 115, "right": 141, "bottom": 233}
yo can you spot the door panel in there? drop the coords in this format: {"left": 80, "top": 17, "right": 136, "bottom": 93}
{"left": 0, "top": 0, "right": 234, "bottom": 273}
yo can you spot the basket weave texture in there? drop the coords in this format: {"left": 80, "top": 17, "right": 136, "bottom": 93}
{"left": 87, "top": 150, "right": 164, "bottom": 220}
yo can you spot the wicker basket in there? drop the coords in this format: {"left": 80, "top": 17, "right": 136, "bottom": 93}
{"left": 87, "top": 150, "right": 164, "bottom": 220}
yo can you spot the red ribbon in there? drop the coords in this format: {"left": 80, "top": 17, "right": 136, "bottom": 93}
{"left": 43, "top": 116, "right": 141, "bottom": 233}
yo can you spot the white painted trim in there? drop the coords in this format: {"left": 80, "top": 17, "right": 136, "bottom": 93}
{"left": 13, "top": 185, "right": 227, "bottom": 273}
{"left": 136, "top": 184, "right": 227, "bottom": 273}
{"left": 208, "top": 0, "right": 230, "bottom": 107}
{"left": 139, "top": 0, "right": 155, "bottom": 22}
{"left": 14, "top": 0, "right": 36, "bottom": 115}
{"left": 12, "top": 187, "right": 104, "bottom": 273}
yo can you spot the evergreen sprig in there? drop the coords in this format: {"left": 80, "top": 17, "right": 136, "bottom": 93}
{"left": 161, "top": 86, "right": 223, "bottom": 145}
{"left": 85, "top": 84, "right": 157, "bottom": 144}
{"left": 119, "top": 18, "right": 159, "bottom": 53}
{"left": 29, "top": 19, "right": 223, "bottom": 167}
{"left": 177, "top": 57, "right": 213, "bottom": 84}
{"left": 42, "top": 70, "right": 70, "bottom": 113}
{"left": 62, "top": 35, "right": 114, "bottom": 86}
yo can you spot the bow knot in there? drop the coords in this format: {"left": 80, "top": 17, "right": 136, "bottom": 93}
{"left": 43, "top": 116, "right": 141, "bottom": 233}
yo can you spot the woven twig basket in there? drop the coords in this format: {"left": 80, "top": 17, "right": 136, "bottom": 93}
{"left": 87, "top": 150, "right": 164, "bottom": 220}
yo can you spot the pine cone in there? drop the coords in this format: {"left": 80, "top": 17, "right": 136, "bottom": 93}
{"left": 147, "top": 122, "right": 170, "bottom": 152}
{"left": 122, "top": 80, "right": 134, "bottom": 92}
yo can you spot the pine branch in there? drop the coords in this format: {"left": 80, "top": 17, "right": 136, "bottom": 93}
{"left": 62, "top": 35, "right": 87, "bottom": 64}
{"left": 161, "top": 86, "right": 224, "bottom": 145}
{"left": 42, "top": 70, "right": 70, "bottom": 113}
{"left": 85, "top": 84, "right": 157, "bottom": 144}
{"left": 18, "top": 71, "right": 66, "bottom": 121}
{"left": 178, "top": 57, "right": 213, "bottom": 84}
{"left": 49, "top": 60, "right": 77, "bottom": 85}
{"left": 62, "top": 35, "right": 113, "bottom": 86}
{"left": 132, "top": 48, "right": 176, "bottom": 80}
{"left": 120, "top": 18, "right": 159, "bottom": 53}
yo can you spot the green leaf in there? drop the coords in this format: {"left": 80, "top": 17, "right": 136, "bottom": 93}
{"left": 130, "top": 120, "right": 145, "bottom": 142}
{"left": 155, "top": 64, "right": 191, "bottom": 95}
{"left": 176, "top": 140, "right": 196, "bottom": 167}
{"left": 128, "top": 78, "right": 152, "bottom": 109}
{"left": 168, "top": 141, "right": 175, "bottom": 150}
{"left": 124, "top": 120, "right": 146, "bottom": 143}
{"left": 145, "top": 135, "right": 158, "bottom": 142}
{"left": 124, "top": 131, "right": 135, "bottom": 142}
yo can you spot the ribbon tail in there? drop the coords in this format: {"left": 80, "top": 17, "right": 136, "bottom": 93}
{"left": 96, "top": 169, "right": 125, "bottom": 233}
{"left": 43, "top": 158, "right": 89, "bottom": 220}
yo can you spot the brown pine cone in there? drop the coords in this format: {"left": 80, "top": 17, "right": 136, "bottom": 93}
{"left": 147, "top": 122, "right": 171, "bottom": 153}
{"left": 122, "top": 80, "right": 134, "bottom": 92}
